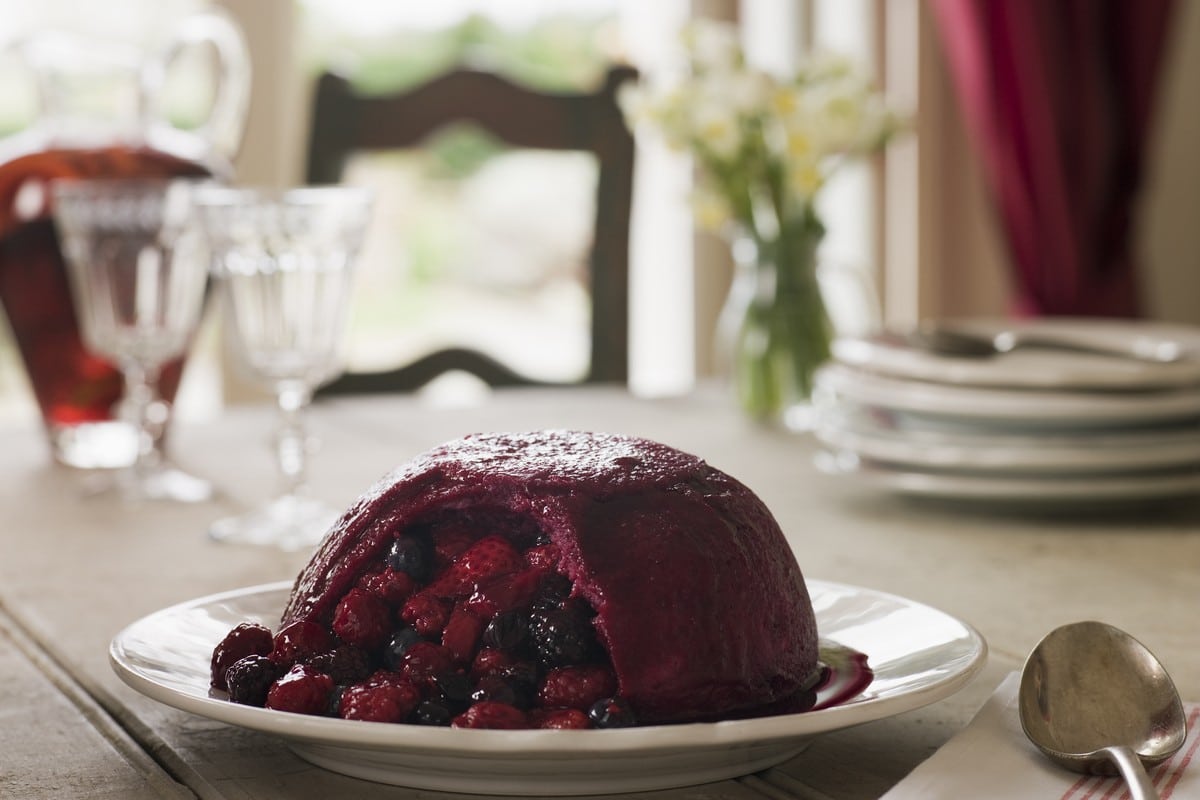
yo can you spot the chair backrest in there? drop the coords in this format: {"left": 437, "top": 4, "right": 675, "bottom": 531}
{"left": 306, "top": 66, "right": 637, "bottom": 395}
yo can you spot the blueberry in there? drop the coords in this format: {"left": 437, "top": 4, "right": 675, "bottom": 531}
{"left": 587, "top": 696, "right": 637, "bottom": 729}
{"left": 381, "top": 626, "right": 424, "bottom": 670}
{"left": 412, "top": 699, "right": 454, "bottom": 726}
{"left": 482, "top": 611, "right": 529, "bottom": 653}
{"left": 433, "top": 671, "right": 473, "bottom": 711}
{"left": 387, "top": 533, "right": 433, "bottom": 582}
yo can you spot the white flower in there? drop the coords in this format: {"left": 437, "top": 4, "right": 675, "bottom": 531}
{"left": 681, "top": 19, "right": 742, "bottom": 74}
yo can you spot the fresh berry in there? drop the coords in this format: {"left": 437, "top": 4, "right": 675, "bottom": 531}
{"left": 400, "top": 591, "right": 452, "bottom": 637}
{"left": 387, "top": 532, "right": 434, "bottom": 582}
{"left": 307, "top": 645, "right": 374, "bottom": 685}
{"left": 452, "top": 700, "right": 529, "bottom": 729}
{"left": 339, "top": 676, "right": 421, "bottom": 722}
{"left": 399, "top": 641, "right": 456, "bottom": 689}
{"left": 381, "top": 627, "right": 424, "bottom": 670}
{"left": 331, "top": 588, "right": 392, "bottom": 650}
{"left": 529, "top": 600, "right": 600, "bottom": 668}
{"left": 412, "top": 699, "right": 455, "bottom": 726}
{"left": 441, "top": 606, "right": 485, "bottom": 664}
{"left": 210, "top": 622, "right": 274, "bottom": 690}
{"left": 470, "top": 647, "right": 518, "bottom": 679}
{"left": 472, "top": 673, "right": 533, "bottom": 709}
{"left": 532, "top": 708, "right": 592, "bottom": 729}
{"left": 265, "top": 664, "right": 334, "bottom": 716}
{"left": 270, "top": 620, "right": 333, "bottom": 668}
{"left": 587, "top": 696, "right": 637, "bottom": 729}
{"left": 465, "top": 566, "right": 548, "bottom": 617}
{"left": 481, "top": 611, "right": 529, "bottom": 653}
{"left": 538, "top": 665, "right": 618, "bottom": 711}
{"left": 432, "top": 671, "right": 474, "bottom": 711}
{"left": 426, "top": 535, "right": 522, "bottom": 598}
{"left": 358, "top": 567, "right": 416, "bottom": 607}
{"left": 225, "top": 655, "right": 281, "bottom": 706}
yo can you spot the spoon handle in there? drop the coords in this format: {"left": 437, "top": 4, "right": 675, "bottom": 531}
{"left": 1105, "top": 746, "right": 1160, "bottom": 800}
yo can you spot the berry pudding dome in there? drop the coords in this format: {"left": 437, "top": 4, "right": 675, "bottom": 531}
{"left": 210, "top": 430, "right": 820, "bottom": 729}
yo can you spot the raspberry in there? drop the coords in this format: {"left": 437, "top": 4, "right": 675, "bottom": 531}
{"left": 399, "top": 641, "right": 456, "bottom": 689}
{"left": 224, "top": 655, "right": 281, "bottom": 706}
{"left": 538, "top": 665, "right": 617, "bottom": 711}
{"left": 265, "top": 664, "right": 334, "bottom": 716}
{"left": 441, "top": 606, "right": 485, "bottom": 664}
{"left": 427, "top": 535, "right": 522, "bottom": 598}
{"left": 270, "top": 620, "right": 333, "bottom": 668}
{"left": 357, "top": 567, "right": 416, "bottom": 607}
{"left": 210, "top": 622, "right": 274, "bottom": 690}
{"left": 528, "top": 600, "right": 600, "bottom": 668}
{"left": 470, "top": 647, "right": 518, "bottom": 679}
{"left": 431, "top": 524, "right": 477, "bottom": 567}
{"left": 331, "top": 588, "right": 391, "bottom": 650}
{"left": 400, "top": 591, "right": 452, "bottom": 637}
{"left": 339, "top": 676, "right": 421, "bottom": 722}
{"left": 307, "top": 645, "right": 374, "bottom": 685}
{"left": 452, "top": 700, "right": 529, "bottom": 729}
{"left": 532, "top": 708, "right": 592, "bottom": 729}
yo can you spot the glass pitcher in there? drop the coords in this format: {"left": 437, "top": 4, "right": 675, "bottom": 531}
{"left": 0, "top": 10, "right": 249, "bottom": 467}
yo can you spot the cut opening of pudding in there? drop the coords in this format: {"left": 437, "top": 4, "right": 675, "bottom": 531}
{"left": 211, "top": 431, "right": 819, "bottom": 729}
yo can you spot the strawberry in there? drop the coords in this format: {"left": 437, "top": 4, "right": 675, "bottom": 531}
{"left": 431, "top": 523, "right": 479, "bottom": 568}
{"left": 470, "top": 647, "right": 518, "bottom": 680}
{"left": 537, "top": 665, "right": 618, "bottom": 711}
{"left": 452, "top": 700, "right": 529, "bottom": 729}
{"left": 399, "top": 641, "right": 456, "bottom": 689}
{"left": 426, "top": 535, "right": 522, "bottom": 598}
{"left": 442, "top": 606, "right": 486, "bottom": 664}
{"left": 464, "top": 565, "right": 548, "bottom": 618}
{"left": 531, "top": 708, "right": 592, "bottom": 729}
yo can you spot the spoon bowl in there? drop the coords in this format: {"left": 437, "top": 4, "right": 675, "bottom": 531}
{"left": 905, "top": 324, "right": 1184, "bottom": 363}
{"left": 1019, "top": 621, "right": 1187, "bottom": 800}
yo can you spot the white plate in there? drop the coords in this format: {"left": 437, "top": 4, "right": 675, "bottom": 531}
{"left": 833, "top": 318, "right": 1200, "bottom": 390}
{"left": 816, "top": 363, "right": 1200, "bottom": 429}
{"left": 817, "top": 451, "right": 1200, "bottom": 505}
{"left": 110, "top": 580, "right": 986, "bottom": 796}
{"left": 815, "top": 405, "right": 1200, "bottom": 474}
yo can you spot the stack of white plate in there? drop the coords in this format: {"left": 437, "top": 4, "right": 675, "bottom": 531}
{"left": 813, "top": 318, "right": 1200, "bottom": 505}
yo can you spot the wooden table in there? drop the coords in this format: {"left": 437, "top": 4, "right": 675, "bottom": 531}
{"left": 3, "top": 387, "right": 1198, "bottom": 799}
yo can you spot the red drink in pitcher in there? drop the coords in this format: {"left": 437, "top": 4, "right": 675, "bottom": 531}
{"left": 0, "top": 10, "right": 249, "bottom": 467}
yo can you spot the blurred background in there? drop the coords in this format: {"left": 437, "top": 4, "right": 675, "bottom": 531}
{"left": 1, "top": 0, "right": 1198, "bottom": 426}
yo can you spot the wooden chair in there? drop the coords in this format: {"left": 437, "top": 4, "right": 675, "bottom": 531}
{"left": 306, "top": 66, "right": 638, "bottom": 395}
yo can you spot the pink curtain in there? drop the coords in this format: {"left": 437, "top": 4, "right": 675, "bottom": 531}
{"left": 928, "top": 0, "right": 1177, "bottom": 317}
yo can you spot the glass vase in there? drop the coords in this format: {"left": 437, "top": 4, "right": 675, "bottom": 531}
{"left": 717, "top": 211, "right": 832, "bottom": 431}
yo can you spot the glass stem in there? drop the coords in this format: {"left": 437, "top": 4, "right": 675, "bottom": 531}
{"left": 274, "top": 383, "right": 311, "bottom": 500}
{"left": 122, "top": 361, "right": 167, "bottom": 475}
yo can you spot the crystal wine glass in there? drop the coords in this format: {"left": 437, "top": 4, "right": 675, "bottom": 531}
{"left": 197, "top": 186, "right": 372, "bottom": 550}
{"left": 53, "top": 178, "right": 213, "bottom": 502}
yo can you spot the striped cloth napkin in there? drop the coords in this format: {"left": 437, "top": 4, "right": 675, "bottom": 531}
{"left": 881, "top": 672, "right": 1200, "bottom": 799}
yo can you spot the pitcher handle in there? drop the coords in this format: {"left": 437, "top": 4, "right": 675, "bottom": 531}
{"left": 142, "top": 9, "right": 251, "bottom": 163}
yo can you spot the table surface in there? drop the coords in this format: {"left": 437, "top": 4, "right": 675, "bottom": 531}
{"left": 3, "top": 386, "right": 1198, "bottom": 800}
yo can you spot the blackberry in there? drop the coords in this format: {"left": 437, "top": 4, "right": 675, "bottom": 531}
{"left": 307, "top": 645, "right": 374, "bottom": 685}
{"left": 482, "top": 610, "right": 529, "bottom": 653}
{"left": 471, "top": 673, "right": 533, "bottom": 710}
{"left": 387, "top": 532, "right": 433, "bottom": 582}
{"left": 587, "top": 696, "right": 637, "bottom": 729}
{"left": 432, "top": 671, "right": 474, "bottom": 712}
{"left": 529, "top": 601, "right": 600, "bottom": 668}
{"left": 532, "top": 573, "right": 573, "bottom": 611}
{"left": 225, "top": 655, "right": 281, "bottom": 706}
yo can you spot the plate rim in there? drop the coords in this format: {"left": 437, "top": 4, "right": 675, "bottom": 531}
{"left": 109, "top": 578, "right": 988, "bottom": 756}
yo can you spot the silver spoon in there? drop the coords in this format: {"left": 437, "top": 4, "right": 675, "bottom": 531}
{"left": 901, "top": 324, "right": 1184, "bottom": 363}
{"left": 1019, "top": 621, "right": 1187, "bottom": 800}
